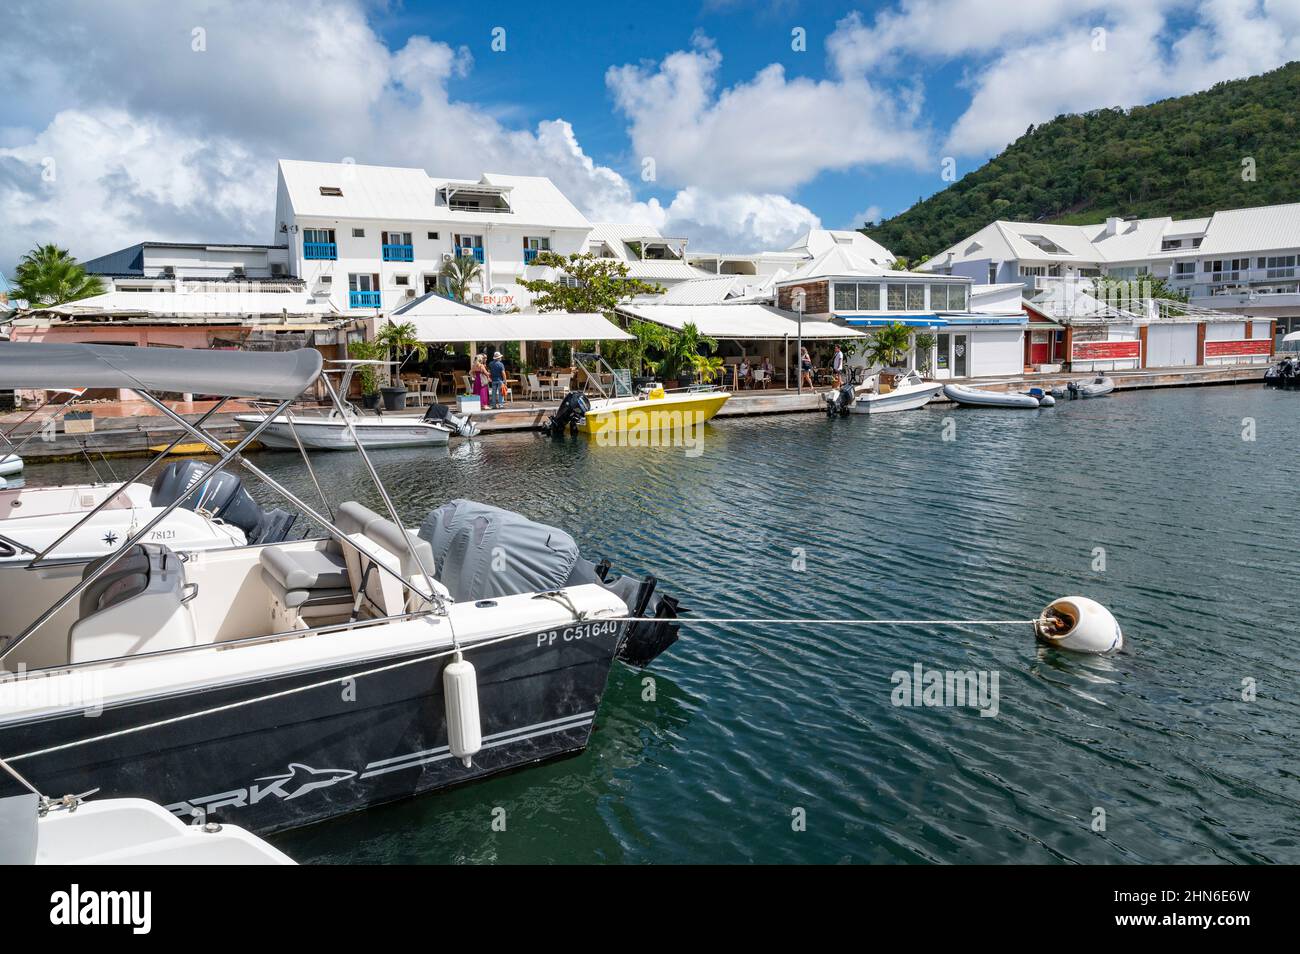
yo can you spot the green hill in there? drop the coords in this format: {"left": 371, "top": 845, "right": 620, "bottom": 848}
{"left": 863, "top": 62, "right": 1300, "bottom": 263}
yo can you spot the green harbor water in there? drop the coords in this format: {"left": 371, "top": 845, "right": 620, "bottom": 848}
{"left": 27, "top": 385, "right": 1300, "bottom": 863}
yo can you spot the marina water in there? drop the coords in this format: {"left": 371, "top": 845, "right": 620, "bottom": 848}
{"left": 30, "top": 385, "right": 1299, "bottom": 863}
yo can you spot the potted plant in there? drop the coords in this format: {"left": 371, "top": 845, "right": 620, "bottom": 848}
{"left": 348, "top": 340, "right": 385, "bottom": 409}
{"left": 689, "top": 352, "right": 725, "bottom": 386}
{"left": 912, "top": 332, "right": 937, "bottom": 375}
{"left": 658, "top": 322, "right": 717, "bottom": 389}
{"left": 375, "top": 320, "right": 429, "bottom": 411}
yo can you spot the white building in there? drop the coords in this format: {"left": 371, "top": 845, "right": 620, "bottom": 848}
{"left": 273, "top": 159, "right": 594, "bottom": 315}
{"left": 83, "top": 241, "right": 295, "bottom": 290}
{"left": 581, "top": 223, "right": 712, "bottom": 288}
{"left": 921, "top": 202, "right": 1300, "bottom": 341}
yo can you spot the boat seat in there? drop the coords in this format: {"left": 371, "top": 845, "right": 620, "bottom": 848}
{"left": 336, "top": 501, "right": 439, "bottom": 616}
{"left": 68, "top": 544, "right": 197, "bottom": 664}
{"left": 259, "top": 545, "right": 352, "bottom": 626}
{"left": 337, "top": 501, "right": 435, "bottom": 579}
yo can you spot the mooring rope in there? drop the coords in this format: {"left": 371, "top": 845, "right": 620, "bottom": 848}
{"left": 2, "top": 613, "right": 1036, "bottom": 766}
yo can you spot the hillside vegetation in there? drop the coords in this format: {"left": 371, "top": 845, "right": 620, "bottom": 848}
{"left": 863, "top": 62, "right": 1300, "bottom": 262}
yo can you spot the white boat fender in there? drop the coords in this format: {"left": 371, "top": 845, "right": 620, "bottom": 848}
{"left": 442, "top": 652, "right": 482, "bottom": 767}
{"left": 1034, "top": 596, "right": 1123, "bottom": 654}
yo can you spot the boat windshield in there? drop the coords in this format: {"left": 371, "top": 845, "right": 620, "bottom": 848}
{"left": 573, "top": 352, "right": 633, "bottom": 399}
{"left": 1279, "top": 334, "right": 1300, "bottom": 355}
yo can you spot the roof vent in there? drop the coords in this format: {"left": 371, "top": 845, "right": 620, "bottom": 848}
{"left": 319, "top": 186, "right": 343, "bottom": 197}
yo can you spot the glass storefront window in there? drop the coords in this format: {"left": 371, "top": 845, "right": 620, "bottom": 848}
{"left": 834, "top": 283, "right": 857, "bottom": 310}
{"left": 887, "top": 284, "right": 905, "bottom": 310}
{"left": 906, "top": 285, "right": 925, "bottom": 310}
{"left": 860, "top": 283, "right": 880, "bottom": 310}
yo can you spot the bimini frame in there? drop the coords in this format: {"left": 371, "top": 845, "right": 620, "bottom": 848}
{"left": 0, "top": 343, "right": 450, "bottom": 665}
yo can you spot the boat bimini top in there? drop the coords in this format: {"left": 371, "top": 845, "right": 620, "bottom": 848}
{"left": 0, "top": 341, "right": 449, "bottom": 664}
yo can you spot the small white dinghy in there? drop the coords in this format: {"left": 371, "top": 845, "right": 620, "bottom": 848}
{"left": 0, "top": 455, "right": 21, "bottom": 479}
{"left": 845, "top": 369, "right": 944, "bottom": 415}
{"left": 1055, "top": 375, "right": 1115, "bottom": 399}
{"left": 943, "top": 383, "right": 1051, "bottom": 409}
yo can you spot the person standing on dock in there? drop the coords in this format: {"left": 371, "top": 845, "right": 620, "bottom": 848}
{"left": 832, "top": 344, "right": 844, "bottom": 388}
{"left": 473, "top": 354, "right": 491, "bottom": 409}
{"left": 800, "top": 347, "right": 814, "bottom": 390}
{"left": 489, "top": 351, "right": 507, "bottom": 409}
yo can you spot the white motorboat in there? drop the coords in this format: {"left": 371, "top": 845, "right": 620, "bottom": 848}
{"left": 0, "top": 463, "right": 297, "bottom": 575}
{"left": 0, "top": 454, "right": 20, "bottom": 478}
{"left": 943, "top": 383, "right": 1054, "bottom": 409}
{"left": 234, "top": 360, "right": 477, "bottom": 451}
{"left": 540, "top": 353, "right": 729, "bottom": 438}
{"left": 838, "top": 369, "right": 944, "bottom": 415}
{"left": 2, "top": 789, "right": 294, "bottom": 865}
{"left": 0, "top": 342, "right": 682, "bottom": 836}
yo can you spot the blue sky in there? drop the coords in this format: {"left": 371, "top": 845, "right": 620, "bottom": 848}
{"left": 1, "top": 0, "right": 1296, "bottom": 270}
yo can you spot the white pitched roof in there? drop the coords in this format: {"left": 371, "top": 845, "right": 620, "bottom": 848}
{"left": 1196, "top": 203, "right": 1300, "bottom": 255}
{"left": 278, "top": 161, "right": 591, "bottom": 229}
{"left": 928, "top": 202, "right": 1300, "bottom": 270}
{"left": 786, "top": 229, "right": 894, "bottom": 265}
{"left": 778, "top": 245, "right": 952, "bottom": 284}
{"left": 436, "top": 173, "right": 591, "bottom": 229}
{"left": 617, "top": 302, "right": 868, "bottom": 339}
{"left": 279, "top": 160, "right": 442, "bottom": 220}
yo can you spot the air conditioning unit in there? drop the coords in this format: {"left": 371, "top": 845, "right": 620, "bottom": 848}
{"left": 317, "top": 275, "right": 332, "bottom": 286}
{"left": 404, "top": 289, "right": 416, "bottom": 298}
{"left": 270, "top": 263, "right": 286, "bottom": 277}
{"left": 231, "top": 265, "right": 246, "bottom": 278}
{"left": 441, "top": 252, "right": 453, "bottom": 262}
{"left": 161, "top": 265, "right": 175, "bottom": 277}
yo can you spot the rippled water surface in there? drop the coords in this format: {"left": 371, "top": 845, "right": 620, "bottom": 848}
{"left": 30, "top": 386, "right": 1300, "bottom": 863}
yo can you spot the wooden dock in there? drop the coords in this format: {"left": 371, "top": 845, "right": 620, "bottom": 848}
{"left": 6, "top": 363, "right": 1269, "bottom": 461}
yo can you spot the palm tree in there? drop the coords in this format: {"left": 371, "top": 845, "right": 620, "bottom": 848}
{"left": 11, "top": 244, "right": 104, "bottom": 307}
{"left": 376, "top": 319, "right": 429, "bottom": 385}
{"left": 439, "top": 254, "right": 482, "bottom": 302}
{"left": 863, "top": 322, "right": 913, "bottom": 370}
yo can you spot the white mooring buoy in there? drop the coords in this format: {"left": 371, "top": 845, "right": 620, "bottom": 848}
{"left": 1034, "top": 596, "right": 1123, "bottom": 654}
{"left": 443, "top": 652, "right": 482, "bottom": 767}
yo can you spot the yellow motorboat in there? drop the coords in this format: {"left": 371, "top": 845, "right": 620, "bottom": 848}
{"left": 578, "top": 386, "right": 731, "bottom": 436}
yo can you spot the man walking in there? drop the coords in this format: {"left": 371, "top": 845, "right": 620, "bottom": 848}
{"left": 489, "top": 351, "right": 507, "bottom": 409}
{"left": 832, "top": 344, "right": 844, "bottom": 388}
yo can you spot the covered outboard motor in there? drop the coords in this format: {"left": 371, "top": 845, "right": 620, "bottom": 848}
{"left": 541, "top": 391, "right": 590, "bottom": 437}
{"left": 824, "top": 381, "right": 855, "bottom": 418}
{"left": 423, "top": 402, "right": 480, "bottom": 437}
{"left": 150, "top": 460, "right": 295, "bottom": 545}
{"left": 418, "top": 499, "right": 680, "bottom": 666}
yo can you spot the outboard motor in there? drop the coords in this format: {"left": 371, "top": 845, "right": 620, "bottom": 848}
{"left": 541, "top": 391, "right": 590, "bottom": 437}
{"left": 824, "top": 381, "right": 856, "bottom": 418}
{"left": 417, "top": 499, "right": 681, "bottom": 666}
{"left": 150, "top": 460, "right": 295, "bottom": 545}
{"left": 423, "top": 402, "right": 480, "bottom": 437}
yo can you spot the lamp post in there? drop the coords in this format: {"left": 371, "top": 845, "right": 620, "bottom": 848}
{"left": 793, "top": 288, "right": 806, "bottom": 394}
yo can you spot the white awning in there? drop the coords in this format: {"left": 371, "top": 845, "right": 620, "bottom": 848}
{"left": 616, "top": 303, "right": 867, "bottom": 340}
{"left": 389, "top": 294, "right": 631, "bottom": 342}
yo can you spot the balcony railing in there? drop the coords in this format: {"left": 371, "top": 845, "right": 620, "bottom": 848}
{"left": 523, "top": 248, "right": 543, "bottom": 264}
{"left": 349, "top": 290, "right": 381, "bottom": 308}
{"left": 304, "top": 242, "right": 337, "bottom": 260}
{"left": 458, "top": 247, "right": 485, "bottom": 263}
{"left": 382, "top": 244, "right": 414, "bottom": 262}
